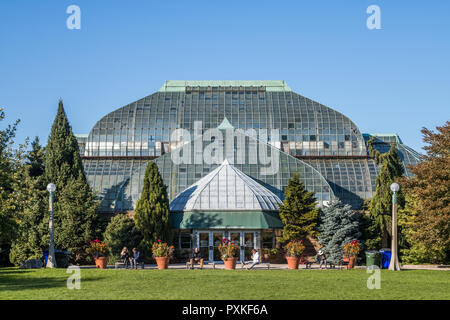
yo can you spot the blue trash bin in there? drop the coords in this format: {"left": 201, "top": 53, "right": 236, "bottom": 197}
{"left": 379, "top": 249, "right": 391, "bottom": 269}
{"left": 43, "top": 250, "right": 49, "bottom": 266}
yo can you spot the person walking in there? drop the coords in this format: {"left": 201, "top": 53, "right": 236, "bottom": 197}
{"left": 318, "top": 250, "right": 327, "bottom": 269}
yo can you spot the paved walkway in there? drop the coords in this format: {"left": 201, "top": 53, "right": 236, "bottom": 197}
{"left": 80, "top": 263, "right": 450, "bottom": 271}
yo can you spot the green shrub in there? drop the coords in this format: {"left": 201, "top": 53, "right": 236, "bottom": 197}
{"left": 103, "top": 215, "right": 142, "bottom": 260}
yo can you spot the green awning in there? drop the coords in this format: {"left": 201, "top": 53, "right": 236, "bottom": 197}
{"left": 170, "top": 211, "right": 283, "bottom": 229}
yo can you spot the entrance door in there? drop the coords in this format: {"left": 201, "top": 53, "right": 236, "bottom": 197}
{"left": 196, "top": 231, "right": 225, "bottom": 262}
{"left": 197, "top": 232, "right": 210, "bottom": 261}
{"left": 196, "top": 230, "right": 258, "bottom": 262}
{"left": 227, "top": 231, "right": 257, "bottom": 262}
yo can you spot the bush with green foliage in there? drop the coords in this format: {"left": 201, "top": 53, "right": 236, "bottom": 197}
{"left": 103, "top": 215, "right": 142, "bottom": 261}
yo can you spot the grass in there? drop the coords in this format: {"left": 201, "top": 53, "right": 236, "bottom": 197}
{"left": 0, "top": 267, "right": 449, "bottom": 300}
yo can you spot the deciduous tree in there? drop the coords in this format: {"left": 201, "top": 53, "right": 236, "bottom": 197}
{"left": 399, "top": 121, "right": 450, "bottom": 264}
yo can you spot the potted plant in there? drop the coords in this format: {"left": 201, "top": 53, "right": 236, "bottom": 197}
{"left": 152, "top": 239, "right": 174, "bottom": 270}
{"left": 218, "top": 238, "right": 239, "bottom": 270}
{"left": 263, "top": 248, "right": 270, "bottom": 261}
{"left": 344, "top": 240, "right": 360, "bottom": 269}
{"left": 285, "top": 239, "right": 305, "bottom": 269}
{"left": 263, "top": 248, "right": 278, "bottom": 261}
{"left": 88, "top": 239, "right": 109, "bottom": 269}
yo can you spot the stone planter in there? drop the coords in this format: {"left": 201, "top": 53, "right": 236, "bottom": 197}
{"left": 155, "top": 256, "right": 169, "bottom": 270}
{"left": 224, "top": 257, "right": 238, "bottom": 270}
{"left": 286, "top": 256, "right": 300, "bottom": 269}
{"left": 95, "top": 257, "right": 108, "bottom": 269}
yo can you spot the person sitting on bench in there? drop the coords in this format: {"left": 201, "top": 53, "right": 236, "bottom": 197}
{"left": 130, "top": 248, "right": 142, "bottom": 269}
{"left": 242, "top": 249, "right": 260, "bottom": 270}
{"left": 120, "top": 247, "right": 131, "bottom": 269}
{"left": 318, "top": 250, "right": 327, "bottom": 269}
{"left": 190, "top": 248, "right": 203, "bottom": 268}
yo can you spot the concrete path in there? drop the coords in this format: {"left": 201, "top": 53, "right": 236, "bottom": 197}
{"left": 79, "top": 263, "right": 450, "bottom": 271}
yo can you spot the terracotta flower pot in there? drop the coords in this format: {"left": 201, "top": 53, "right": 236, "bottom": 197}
{"left": 347, "top": 256, "right": 356, "bottom": 269}
{"left": 286, "top": 256, "right": 300, "bottom": 269}
{"left": 224, "top": 257, "right": 237, "bottom": 270}
{"left": 155, "top": 256, "right": 169, "bottom": 270}
{"left": 95, "top": 257, "right": 108, "bottom": 269}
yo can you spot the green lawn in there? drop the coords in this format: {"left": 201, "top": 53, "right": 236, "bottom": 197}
{"left": 0, "top": 267, "right": 449, "bottom": 300}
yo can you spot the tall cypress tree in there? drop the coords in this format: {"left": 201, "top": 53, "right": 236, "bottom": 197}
{"left": 134, "top": 161, "right": 172, "bottom": 249}
{"left": 367, "top": 138, "right": 404, "bottom": 248}
{"left": 278, "top": 172, "right": 319, "bottom": 242}
{"left": 44, "top": 100, "right": 98, "bottom": 261}
{"left": 317, "top": 199, "right": 361, "bottom": 264}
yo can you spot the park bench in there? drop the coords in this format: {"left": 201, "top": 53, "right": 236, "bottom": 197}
{"left": 300, "top": 255, "right": 314, "bottom": 269}
{"left": 186, "top": 258, "right": 204, "bottom": 269}
{"left": 240, "top": 261, "right": 271, "bottom": 270}
{"left": 205, "top": 261, "right": 270, "bottom": 269}
{"left": 115, "top": 261, "right": 144, "bottom": 269}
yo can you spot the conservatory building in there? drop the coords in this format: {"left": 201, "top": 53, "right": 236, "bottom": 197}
{"left": 76, "top": 80, "right": 421, "bottom": 260}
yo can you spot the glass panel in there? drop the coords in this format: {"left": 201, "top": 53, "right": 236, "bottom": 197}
{"left": 244, "top": 232, "right": 254, "bottom": 261}
{"left": 199, "top": 233, "right": 209, "bottom": 260}
{"left": 262, "top": 230, "right": 274, "bottom": 249}
{"left": 213, "top": 232, "right": 223, "bottom": 261}
{"left": 229, "top": 232, "right": 241, "bottom": 260}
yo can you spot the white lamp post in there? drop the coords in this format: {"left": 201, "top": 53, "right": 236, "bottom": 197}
{"left": 46, "top": 183, "right": 57, "bottom": 268}
{"left": 389, "top": 182, "right": 401, "bottom": 271}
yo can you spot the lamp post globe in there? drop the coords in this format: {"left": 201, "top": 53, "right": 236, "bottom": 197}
{"left": 47, "top": 183, "right": 56, "bottom": 193}
{"left": 46, "top": 183, "right": 57, "bottom": 268}
{"left": 390, "top": 182, "right": 400, "bottom": 193}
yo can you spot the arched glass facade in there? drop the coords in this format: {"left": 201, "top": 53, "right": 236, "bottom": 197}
{"left": 78, "top": 81, "right": 422, "bottom": 213}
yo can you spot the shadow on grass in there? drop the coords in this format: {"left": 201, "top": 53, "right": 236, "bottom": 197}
{"left": 0, "top": 272, "right": 105, "bottom": 292}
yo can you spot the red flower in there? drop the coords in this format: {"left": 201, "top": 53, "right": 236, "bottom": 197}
{"left": 158, "top": 239, "right": 161, "bottom": 243}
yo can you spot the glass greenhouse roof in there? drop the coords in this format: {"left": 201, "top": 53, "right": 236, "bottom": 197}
{"left": 170, "top": 159, "right": 283, "bottom": 212}
{"left": 78, "top": 80, "right": 422, "bottom": 213}
{"left": 159, "top": 80, "right": 292, "bottom": 92}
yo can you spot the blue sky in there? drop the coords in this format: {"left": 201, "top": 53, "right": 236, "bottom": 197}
{"left": 0, "top": 0, "right": 449, "bottom": 152}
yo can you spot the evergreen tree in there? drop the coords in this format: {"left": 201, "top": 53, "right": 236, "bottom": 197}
{"left": 278, "top": 172, "right": 319, "bottom": 242}
{"left": 9, "top": 140, "right": 47, "bottom": 265}
{"left": 367, "top": 138, "right": 405, "bottom": 248}
{"left": 44, "top": 100, "right": 99, "bottom": 262}
{"left": 0, "top": 108, "right": 20, "bottom": 264}
{"left": 134, "top": 161, "right": 172, "bottom": 250}
{"left": 27, "top": 136, "right": 45, "bottom": 177}
{"left": 317, "top": 199, "right": 361, "bottom": 264}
